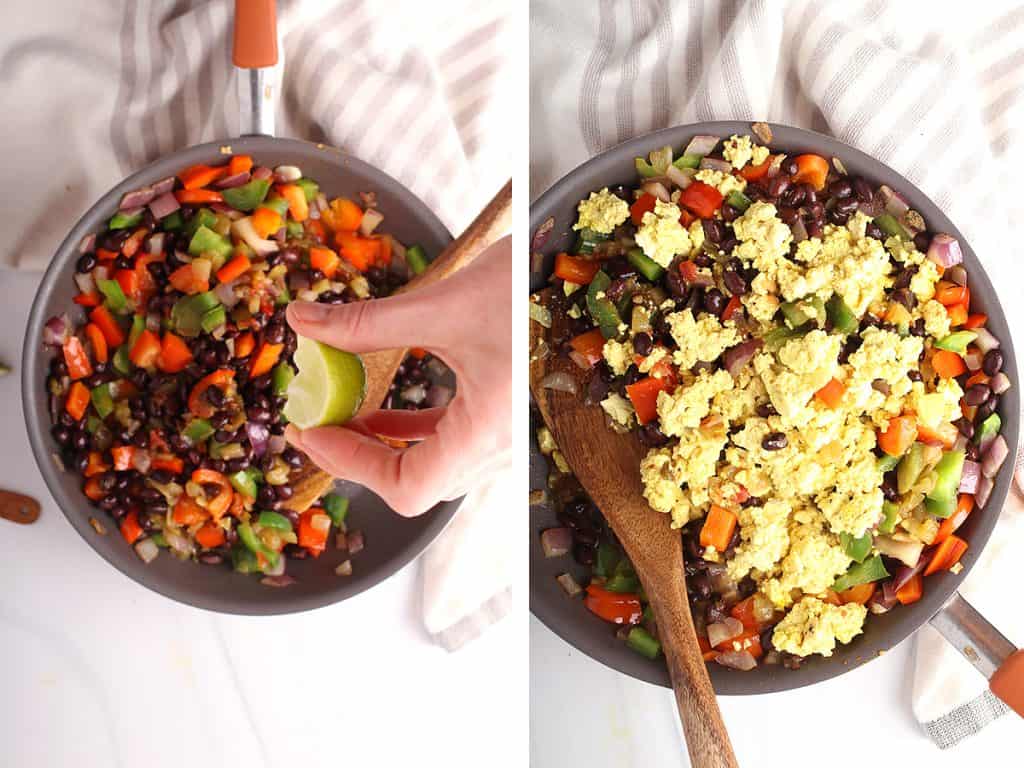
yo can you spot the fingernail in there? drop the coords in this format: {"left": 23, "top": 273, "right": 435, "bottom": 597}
{"left": 291, "top": 301, "right": 332, "bottom": 324}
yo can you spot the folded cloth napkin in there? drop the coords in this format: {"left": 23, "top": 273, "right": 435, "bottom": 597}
{"left": 532, "top": 0, "right": 1024, "bottom": 746}
{"left": 1, "top": 0, "right": 512, "bottom": 647}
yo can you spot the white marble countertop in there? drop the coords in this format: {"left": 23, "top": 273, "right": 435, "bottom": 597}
{"left": 1, "top": 270, "right": 525, "bottom": 768}
{"left": 530, "top": 616, "right": 1017, "bottom": 766}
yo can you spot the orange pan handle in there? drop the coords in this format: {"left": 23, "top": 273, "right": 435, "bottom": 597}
{"left": 930, "top": 592, "right": 1022, "bottom": 718}
{"left": 233, "top": 0, "right": 278, "bottom": 69}
{"left": 232, "top": 0, "right": 278, "bottom": 136}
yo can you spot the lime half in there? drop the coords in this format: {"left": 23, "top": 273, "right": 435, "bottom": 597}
{"left": 282, "top": 337, "right": 366, "bottom": 428}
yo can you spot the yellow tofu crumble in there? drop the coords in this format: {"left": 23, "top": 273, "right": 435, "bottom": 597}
{"left": 573, "top": 188, "right": 630, "bottom": 234}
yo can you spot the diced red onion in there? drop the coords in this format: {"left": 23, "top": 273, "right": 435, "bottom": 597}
{"left": 880, "top": 185, "right": 909, "bottom": 217}
{"left": 568, "top": 350, "right": 591, "bottom": 370}
{"left": 723, "top": 339, "right": 763, "bottom": 377}
{"left": 119, "top": 205, "right": 145, "bottom": 221}
{"left": 151, "top": 176, "right": 176, "bottom": 196}
{"left": 990, "top": 372, "right": 1011, "bottom": 395}
{"left": 261, "top": 575, "right": 296, "bottom": 587}
{"left": 976, "top": 474, "right": 994, "bottom": 508}
{"left": 231, "top": 217, "right": 278, "bottom": 256}
{"left": 145, "top": 232, "right": 165, "bottom": 255}
{"left": 120, "top": 186, "right": 155, "bottom": 210}
{"left": 926, "top": 234, "right": 963, "bottom": 269}
{"left": 699, "top": 157, "right": 733, "bottom": 174}
{"left": 273, "top": 227, "right": 287, "bottom": 244}
{"left": 869, "top": 581, "right": 898, "bottom": 614}
{"left": 533, "top": 216, "right": 556, "bottom": 253}
{"left": 946, "top": 265, "right": 968, "bottom": 287}
{"left": 791, "top": 218, "right": 808, "bottom": 243}
{"left": 251, "top": 166, "right": 273, "bottom": 180}
{"left": 715, "top": 650, "right": 757, "bottom": 671}
{"left": 401, "top": 384, "right": 427, "bottom": 405}
{"left": 665, "top": 164, "right": 695, "bottom": 189}
{"left": 262, "top": 553, "right": 286, "bottom": 577}
{"left": 145, "top": 312, "right": 161, "bottom": 332}
{"left": 953, "top": 434, "right": 968, "bottom": 452}
{"left": 972, "top": 327, "right": 999, "bottom": 354}
{"left": 964, "top": 349, "right": 983, "bottom": 372}
{"left": 78, "top": 233, "right": 96, "bottom": 253}
{"left": 267, "top": 435, "right": 287, "bottom": 456}
{"left": 314, "top": 193, "right": 329, "bottom": 214}
{"left": 684, "top": 135, "right": 719, "bottom": 156}
{"left": 335, "top": 560, "right": 353, "bottom": 577}
{"left": 214, "top": 171, "right": 251, "bottom": 189}
{"left": 557, "top": 573, "right": 582, "bottom": 597}
{"left": 425, "top": 384, "right": 453, "bottom": 408}
{"left": 857, "top": 196, "right": 884, "bottom": 218}
{"left": 982, "top": 435, "right": 1009, "bottom": 479}
{"left": 874, "top": 535, "right": 924, "bottom": 568}
{"left": 641, "top": 180, "right": 671, "bottom": 203}
{"left": 359, "top": 208, "right": 384, "bottom": 237}
{"left": 892, "top": 552, "right": 929, "bottom": 593}
{"left": 134, "top": 538, "right": 160, "bottom": 563}
{"left": 164, "top": 527, "right": 195, "bottom": 559}
{"left": 767, "top": 154, "right": 786, "bottom": 178}
{"left": 246, "top": 422, "right": 270, "bottom": 458}
{"left": 212, "top": 281, "right": 239, "bottom": 308}
{"left": 539, "top": 371, "right": 578, "bottom": 395}
{"left": 130, "top": 449, "right": 151, "bottom": 473}
{"left": 42, "top": 314, "right": 70, "bottom": 347}
{"left": 707, "top": 617, "right": 744, "bottom": 649}
{"left": 93, "top": 264, "right": 109, "bottom": 281}
{"left": 74, "top": 271, "right": 95, "bottom": 295}
{"left": 541, "top": 527, "right": 572, "bottom": 558}
{"left": 347, "top": 530, "right": 364, "bottom": 554}
{"left": 273, "top": 165, "right": 302, "bottom": 183}
{"left": 959, "top": 459, "right": 981, "bottom": 493}
{"left": 148, "top": 191, "right": 180, "bottom": 220}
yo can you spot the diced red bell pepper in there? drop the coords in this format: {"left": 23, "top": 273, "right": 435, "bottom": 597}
{"left": 129, "top": 329, "right": 162, "bottom": 369}
{"left": 120, "top": 510, "right": 143, "bottom": 545}
{"left": 111, "top": 445, "right": 136, "bottom": 471}
{"left": 625, "top": 375, "right": 673, "bottom": 425}
{"left": 158, "top": 332, "right": 193, "bottom": 373}
{"left": 553, "top": 252, "right": 601, "bottom": 284}
{"left": 568, "top": 329, "right": 606, "bottom": 367}
{"left": 298, "top": 508, "right": 332, "bottom": 556}
{"left": 678, "top": 181, "right": 724, "bottom": 218}
{"left": 584, "top": 584, "right": 643, "bottom": 625}
{"left": 65, "top": 381, "right": 91, "bottom": 421}
{"left": 63, "top": 336, "right": 93, "bottom": 380}
{"left": 89, "top": 305, "right": 126, "bottom": 347}
{"left": 630, "top": 193, "right": 657, "bottom": 226}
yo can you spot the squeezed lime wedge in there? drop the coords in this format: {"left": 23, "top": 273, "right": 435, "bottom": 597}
{"left": 282, "top": 337, "right": 366, "bottom": 429}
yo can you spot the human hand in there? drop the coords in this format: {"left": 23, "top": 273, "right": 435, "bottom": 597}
{"left": 284, "top": 236, "right": 512, "bottom": 517}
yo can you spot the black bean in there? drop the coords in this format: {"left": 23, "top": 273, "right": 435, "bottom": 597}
{"left": 761, "top": 432, "right": 788, "bottom": 451}
{"left": 257, "top": 485, "right": 277, "bottom": 507}
{"left": 665, "top": 268, "right": 688, "bottom": 299}
{"left": 982, "top": 349, "right": 1003, "bottom": 376}
{"left": 891, "top": 289, "right": 915, "bottom": 310}
{"left": 205, "top": 386, "right": 224, "bottom": 407}
{"left": 97, "top": 472, "right": 116, "bottom": 492}
{"left": 913, "top": 232, "right": 931, "bottom": 253}
{"left": 828, "top": 179, "right": 853, "bottom": 199}
{"left": 639, "top": 422, "right": 670, "bottom": 447}
{"left": 893, "top": 267, "right": 915, "bottom": 289}
{"left": 225, "top": 457, "right": 250, "bottom": 473}
{"left": 805, "top": 219, "right": 823, "bottom": 239}
{"left": 279, "top": 246, "right": 301, "bottom": 264}
{"left": 835, "top": 197, "right": 859, "bottom": 216}
{"left": 76, "top": 253, "right": 97, "bottom": 273}
{"left": 964, "top": 383, "right": 991, "bottom": 406}
{"left": 282, "top": 448, "right": 304, "bottom": 468}
{"left": 275, "top": 484, "right": 293, "bottom": 500}
{"left": 801, "top": 184, "right": 818, "bottom": 205}
{"left": 572, "top": 543, "right": 596, "bottom": 566}
{"left": 210, "top": 412, "right": 232, "bottom": 429}
{"left": 98, "top": 494, "right": 119, "bottom": 511}
{"left": 777, "top": 205, "right": 799, "bottom": 225}
{"left": 623, "top": 364, "right": 642, "bottom": 386}
{"left": 689, "top": 573, "right": 712, "bottom": 600}
{"left": 865, "top": 222, "right": 884, "bottom": 241}
{"left": 264, "top": 323, "right": 285, "bottom": 345}
{"left": 975, "top": 396, "right": 998, "bottom": 422}
{"left": 138, "top": 486, "right": 163, "bottom": 504}
{"left": 703, "top": 288, "right": 726, "bottom": 317}
{"left": 51, "top": 425, "right": 71, "bottom": 445}
{"left": 853, "top": 177, "right": 874, "bottom": 203}
{"left": 114, "top": 255, "right": 132, "bottom": 271}
{"left": 208, "top": 459, "right": 227, "bottom": 474}
{"left": 702, "top": 218, "right": 724, "bottom": 245}
{"left": 828, "top": 208, "right": 850, "bottom": 225}
{"left": 629, "top": 332, "right": 652, "bottom": 357}
{"left": 706, "top": 599, "right": 729, "bottom": 625}
{"left": 881, "top": 477, "right": 898, "bottom": 502}
{"left": 755, "top": 402, "right": 777, "bottom": 418}
{"left": 247, "top": 406, "right": 271, "bottom": 423}
{"left": 52, "top": 358, "right": 69, "bottom": 378}
{"left": 738, "top": 576, "right": 757, "bottom": 598}
{"left": 719, "top": 236, "right": 738, "bottom": 253}
{"left": 723, "top": 269, "right": 747, "bottom": 296}
{"left": 721, "top": 204, "right": 740, "bottom": 223}
{"left": 768, "top": 175, "right": 790, "bottom": 199}
{"left": 72, "top": 432, "right": 89, "bottom": 452}
{"left": 783, "top": 158, "right": 799, "bottom": 176}
{"left": 150, "top": 468, "right": 174, "bottom": 485}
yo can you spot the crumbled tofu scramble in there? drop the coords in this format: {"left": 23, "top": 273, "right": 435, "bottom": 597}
{"left": 541, "top": 133, "right": 1009, "bottom": 662}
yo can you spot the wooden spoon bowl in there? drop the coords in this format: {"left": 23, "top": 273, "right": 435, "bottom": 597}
{"left": 530, "top": 288, "right": 738, "bottom": 767}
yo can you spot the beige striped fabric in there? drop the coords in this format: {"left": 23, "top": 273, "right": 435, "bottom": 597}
{"left": 1, "top": 0, "right": 510, "bottom": 269}
{"left": 532, "top": 0, "right": 1024, "bottom": 748}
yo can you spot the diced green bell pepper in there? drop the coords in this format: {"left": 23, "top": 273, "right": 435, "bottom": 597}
{"left": 874, "top": 213, "right": 910, "bottom": 240}
{"left": 605, "top": 558, "right": 641, "bottom": 593}
{"left": 271, "top": 362, "right": 295, "bottom": 396}
{"left": 182, "top": 418, "right": 214, "bottom": 445}
{"left": 586, "top": 270, "right": 621, "bottom": 339}
{"left": 231, "top": 542, "right": 261, "bottom": 573}
{"left": 876, "top": 453, "right": 900, "bottom": 473}
{"left": 641, "top": 604, "right": 655, "bottom": 625}
{"left": 406, "top": 244, "right": 429, "bottom": 275}
{"left": 161, "top": 210, "right": 184, "bottom": 231}
{"left": 593, "top": 541, "right": 620, "bottom": 579}
{"left": 322, "top": 494, "right": 350, "bottom": 527}
{"left": 112, "top": 344, "right": 132, "bottom": 375}
{"left": 229, "top": 468, "right": 262, "bottom": 498}
{"left": 90, "top": 383, "right": 114, "bottom": 419}
{"left": 257, "top": 510, "right": 293, "bottom": 532}
{"left": 171, "top": 291, "right": 221, "bottom": 337}
{"left": 832, "top": 554, "right": 889, "bottom": 593}
{"left": 85, "top": 413, "right": 102, "bottom": 434}
{"left": 779, "top": 301, "right": 811, "bottom": 330}
{"left": 183, "top": 208, "right": 217, "bottom": 239}
{"left": 826, "top": 294, "right": 858, "bottom": 334}
{"left": 109, "top": 209, "right": 144, "bottom": 230}
{"left": 925, "top": 449, "right": 965, "bottom": 518}
{"left": 275, "top": 283, "right": 291, "bottom": 306}
{"left": 221, "top": 178, "right": 271, "bottom": 212}
{"left": 150, "top": 532, "right": 168, "bottom": 548}
{"left": 286, "top": 220, "right": 304, "bottom": 238}
{"left": 897, "top": 442, "right": 925, "bottom": 494}
{"left": 673, "top": 153, "right": 702, "bottom": 170}
{"left": 128, "top": 314, "right": 146, "bottom": 347}
{"left": 574, "top": 227, "right": 609, "bottom": 256}
{"left": 763, "top": 325, "right": 805, "bottom": 350}
{"left": 725, "top": 189, "right": 752, "bottom": 213}
{"left": 626, "top": 626, "right": 662, "bottom": 659}
{"left": 975, "top": 413, "right": 1001, "bottom": 446}
{"left": 260, "top": 196, "right": 290, "bottom": 217}
{"left": 188, "top": 225, "right": 233, "bottom": 259}
{"left": 96, "top": 278, "right": 129, "bottom": 314}
{"left": 635, "top": 157, "right": 658, "bottom": 177}
{"left": 237, "top": 522, "right": 280, "bottom": 568}
{"left": 200, "top": 305, "right": 227, "bottom": 333}
{"left": 626, "top": 247, "right": 664, "bottom": 281}
{"left": 840, "top": 531, "right": 872, "bottom": 563}
{"left": 878, "top": 500, "right": 899, "bottom": 534}
{"left": 295, "top": 177, "right": 319, "bottom": 203}
{"left": 934, "top": 331, "right": 977, "bottom": 355}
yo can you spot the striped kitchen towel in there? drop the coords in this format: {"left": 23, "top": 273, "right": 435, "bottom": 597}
{"left": 1, "top": 0, "right": 513, "bottom": 647}
{"left": 532, "top": 0, "right": 1024, "bottom": 748}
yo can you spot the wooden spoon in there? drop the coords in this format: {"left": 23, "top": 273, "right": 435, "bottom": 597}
{"left": 529, "top": 288, "right": 739, "bottom": 768}
{"left": 284, "top": 180, "right": 512, "bottom": 513}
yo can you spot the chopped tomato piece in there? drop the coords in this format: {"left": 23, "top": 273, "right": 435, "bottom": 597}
{"left": 195, "top": 523, "right": 226, "bottom": 549}
{"left": 739, "top": 156, "right": 772, "bottom": 181}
